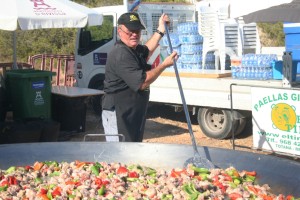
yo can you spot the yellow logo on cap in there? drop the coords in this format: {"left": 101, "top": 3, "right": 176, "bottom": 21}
{"left": 130, "top": 14, "right": 139, "bottom": 22}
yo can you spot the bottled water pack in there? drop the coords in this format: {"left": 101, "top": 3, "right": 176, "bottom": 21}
{"left": 180, "top": 54, "right": 202, "bottom": 64}
{"left": 162, "top": 33, "right": 180, "bottom": 47}
{"left": 241, "top": 54, "right": 277, "bottom": 68}
{"left": 177, "top": 22, "right": 199, "bottom": 34}
{"left": 179, "top": 34, "right": 203, "bottom": 44}
{"left": 163, "top": 22, "right": 206, "bottom": 71}
{"left": 232, "top": 66, "right": 273, "bottom": 80}
{"left": 232, "top": 54, "right": 277, "bottom": 80}
{"left": 167, "top": 45, "right": 181, "bottom": 55}
{"left": 181, "top": 63, "right": 202, "bottom": 71}
{"left": 181, "top": 44, "right": 203, "bottom": 54}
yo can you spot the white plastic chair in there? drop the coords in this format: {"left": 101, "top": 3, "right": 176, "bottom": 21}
{"left": 199, "top": 8, "right": 239, "bottom": 70}
{"left": 239, "top": 22, "right": 261, "bottom": 55}
{"left": 198, "top": 9, "right": 220, "bottom": 69}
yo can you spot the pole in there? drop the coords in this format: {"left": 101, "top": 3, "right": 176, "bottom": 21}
{"left": 12, "top": 31, "right": 17, "bottom": 69}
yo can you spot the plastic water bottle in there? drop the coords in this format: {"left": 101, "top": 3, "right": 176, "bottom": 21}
{"left": 242, "top": 55, "right": 247, "bottom": 67}
{"left": 252, "top": 54, "right": 258, "bottom": 67}
{"left": 250, "top": 66, "right": 255, "bottom": 79}
{"left": 267, "top": 67, "right": 273, "bottom": 80}
{"left": 177, "top": 22, "right": 198, "bottom": 34}
{"left": 236, "top": 67, "right": 241, "bottom": 79}
{"left": 163, "top": 33, "right": 180, "bottom": 47}
{"left": 231, "top": 66, "right": 236, "bottom": 78}
{"left": 243, "top": 67, "right": 250, "bottom": 79}
{"left": 239, "top": 67, "right": 244, "bottom": 79}
{"left": 249, "top": 54, "right": 255, "bottom": 67}
{"left": 257, "top": 54, "right": 263, "bottom": 67}
{"left": 254, "top": 67, "right": 260, "bottom": 80}
{"left": 262, "top": 54, "right": 270, "bottom": 67}
{"left": 264, "top": 67, "right": 269, "bottom": 79}
{"left": 181, "top": 44, "right": 203, "bottom": 54}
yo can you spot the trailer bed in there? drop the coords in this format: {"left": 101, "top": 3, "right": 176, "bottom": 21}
{"left": 150, "top": 70, "right": 285, "bottom": 111}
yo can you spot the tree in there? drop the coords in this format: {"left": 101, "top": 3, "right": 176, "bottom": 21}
{"left": 257, "top": 22, "right": 285, "bottom": 47}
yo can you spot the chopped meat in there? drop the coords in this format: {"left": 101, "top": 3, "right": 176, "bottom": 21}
{"left": 0, "top": 161, "right": 295, "bottom": 199}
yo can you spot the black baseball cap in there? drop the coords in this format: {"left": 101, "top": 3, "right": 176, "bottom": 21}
{"left": 118, "top": 12, "right": 145, "bottom": 30}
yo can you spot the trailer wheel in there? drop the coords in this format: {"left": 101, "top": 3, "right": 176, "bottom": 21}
{"left": 235, "top": 117, "right": 247, "bottom": 136}
{"left": 197, "top": 107, "right": 238, "bottom": 139}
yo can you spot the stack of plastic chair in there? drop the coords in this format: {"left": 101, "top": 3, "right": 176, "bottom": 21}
{"left": 238, "top": 19, "right": 261, "bottom": 55}
{"left": 218, "top": 20, "right": 240, "bottom": 69}
{"left": 197, "top": 1, "right": 239, "bottom": 70}
{"left": 198, "top": 6, "right": 220, "bottom": 69}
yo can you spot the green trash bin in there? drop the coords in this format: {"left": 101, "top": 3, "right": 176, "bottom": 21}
{"left": 5, "top": 69, "right": 56, "bottom": 120}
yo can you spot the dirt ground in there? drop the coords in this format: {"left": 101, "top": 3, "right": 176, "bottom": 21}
{"left": 67, "top": 103, "right": 300, "bottom": 162}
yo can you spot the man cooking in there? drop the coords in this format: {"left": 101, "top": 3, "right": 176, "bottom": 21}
{"left": 102, "top": 12, "right": 178, "bottom": 142}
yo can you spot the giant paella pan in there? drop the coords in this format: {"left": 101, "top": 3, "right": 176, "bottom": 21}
{"left": 0, "top": 142, "right": 299, "bottom": 199}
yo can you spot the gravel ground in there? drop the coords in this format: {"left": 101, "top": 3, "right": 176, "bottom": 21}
{"left": 66, "top": 103, "right": 300, "bottom": 162}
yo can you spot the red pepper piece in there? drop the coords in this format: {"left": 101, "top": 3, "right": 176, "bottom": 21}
{"left": 75, "top": 160, "right": 86, "bottom": 168}
{"left": 8, "top": 176, "right": 17, "bottom": 185}
{"left": 244, "top": 170, "right": 257, "bottom": 176}
{"left": 286, "top": 195, "right": 295, "bottom": 200}
{"left": 25, "top": 166, "right": 32, "bottom": 171}
{"left": 228, "top": 192, "right": 243, "bottom": 200}
{"left": 170, "top": 169, "right": 187, "bottom": 178}
{"left": 116, "top": 166, "right": 128, "bottom": 175}
{"left": 37, "top": 189, "right": 49, "bottom": 200}
{"left": 0, "top": 179, "right": 8, "bottom": 187}
{"left": 39, "top": 188, "right": 48, "bottom": 195}
{"left": 33, "top": 162, "right": 44, "bottom": 171}
{"left": 247, "top": 185, "right": 261, "bottom": 195}
{"left": 37, "top": 194, "right": 49, "bottom": 200}
{"left": 260, "top": 194, "right": 274, "bottom": 200}
{"left": 102, "top": 179, "right": 110, "bottom": 185}
{"left": 213, "top": 175, "right": 227, "bottom": 193}
{"left": 51, "top": 186, "right": 62, "bottom": 197}
{"left": 129, "top": 171, "right": 139, "bottom": 178}
{"left": 95, "top": 178, "right": 103, "bottom": 187}
{"left": 222, "top": 173, "right": 233, "bottom": 182}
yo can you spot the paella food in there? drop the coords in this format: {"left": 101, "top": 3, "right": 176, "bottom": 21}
{"left": 0, "top": 160, "right": 297, "bottom": 200}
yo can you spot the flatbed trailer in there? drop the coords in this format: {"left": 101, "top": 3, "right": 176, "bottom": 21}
{"left": 149, "top": 69, "right": 298, "bottom": 139}
{"left": 73, "top": 1, "right": 300, "bottom": 140}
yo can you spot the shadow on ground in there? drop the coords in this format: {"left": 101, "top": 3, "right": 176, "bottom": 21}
{"left": 65, "top": 103, "right": 193, "bottom": 141}
{"left": 143, "top": 103, "right": 198, "bottom": 139}
{"left": 146, "top": 103, "right": 198, "bottom": 124}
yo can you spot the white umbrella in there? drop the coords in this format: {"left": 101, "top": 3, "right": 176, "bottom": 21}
{"left": 0, "top": 0, "right": 103, "bottom": 68}
{"left": 229, "top": 0, "right": 300, "bottom": 23}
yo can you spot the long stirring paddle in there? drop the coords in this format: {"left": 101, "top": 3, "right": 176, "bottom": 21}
{"left": 163, "top": 22, "right": 214, "bottom": 169}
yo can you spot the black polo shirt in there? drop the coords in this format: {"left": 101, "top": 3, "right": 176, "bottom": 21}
{"left": 102, "top": 41, "right": 151, "bottom": 141}
{"left": 102, "top": 41, "right": 150, "bottom": 110}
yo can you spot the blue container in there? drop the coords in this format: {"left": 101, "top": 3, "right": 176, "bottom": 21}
{"left": 285, "top": 34, "right": 300, "bottom": 48}
{"left": 272, "top": 61, "right": 283, "bottom": 80}
{"left": 285, "top": 30, "right": 300, "bottom": 73}
{"left": 285, "top": 44, "right": 300, "bottom": 51}
{"left": 283, "top": 23, "right": 300, "bottom": 34}
{"left": 272, "top": 60, "right": 298, "bottom": 81}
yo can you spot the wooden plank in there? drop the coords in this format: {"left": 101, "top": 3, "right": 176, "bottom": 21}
{"left": 161, "top": 70, "right": 232, "bottom": 78}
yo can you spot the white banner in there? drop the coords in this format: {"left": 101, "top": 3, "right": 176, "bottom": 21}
{"left": 251, "top": 87, "right": 300, "bottom": 156}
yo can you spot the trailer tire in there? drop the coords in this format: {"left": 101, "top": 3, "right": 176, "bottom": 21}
{"left": 234, "top": 117, "right": 247, "bottom": 136}
{"left": 197, "top": 107, "right": 238, "bottom": 139}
